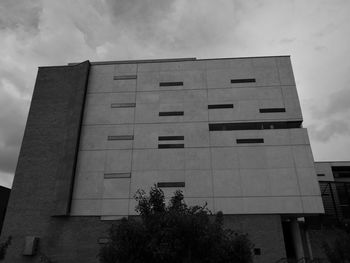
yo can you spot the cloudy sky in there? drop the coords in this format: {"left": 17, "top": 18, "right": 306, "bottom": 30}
{"left": 0, "top": 0, "right": 350, "bottom": 188}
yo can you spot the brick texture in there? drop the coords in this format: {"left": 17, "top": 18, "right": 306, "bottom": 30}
{"left": 223, "top": 215, "right": 286, "bottom": 263}
{"left": 0, "top": 62, "right": 113, "bottom": 263}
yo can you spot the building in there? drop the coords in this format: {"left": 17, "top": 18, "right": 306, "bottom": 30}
{"left": 305, "top": 162, "right": 350, "bottom": 260}
{"left": 0, "top": 186, "right": 10, "bottom": 235}
{"left": 0, "top": 56, "right": 325, "bottom": 263}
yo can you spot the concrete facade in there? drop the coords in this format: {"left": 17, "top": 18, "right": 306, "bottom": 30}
{"left": 71, "top": 56, "right": 323, "bottom": 218}
{"left": 0, "top": 56, "right": 325, "bottom": 263}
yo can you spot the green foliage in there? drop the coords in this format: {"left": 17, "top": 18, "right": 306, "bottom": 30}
{"left": 0, "top": 236, "right": 11, "bottom": 261}
{"left": 99, "top": 186, "right": 254, "bottom": 263}
{"left": 323, "top": 234, "right": 350, "bottom": 263}
{"left": 39, "top": 252, "right": 57, "bottom": 263}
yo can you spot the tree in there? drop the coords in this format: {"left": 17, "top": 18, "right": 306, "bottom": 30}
{"left": 99, "top": 186, "right": 254, "bottom": 263}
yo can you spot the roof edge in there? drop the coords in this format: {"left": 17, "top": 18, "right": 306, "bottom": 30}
{"left": 68, "top": 55, "right": 291, "bottom": 66}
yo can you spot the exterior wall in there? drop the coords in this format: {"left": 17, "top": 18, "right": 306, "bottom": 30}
{"left": 0, "top": 61, "right": 97, "bottom": 262}
{"left": 224, "top": 214, "right": 286, "bottom": 263}
{"left": 315, "top": 161, "right": 350, "bottom": 183}
{"left": 71, "top": 56, "right": 323, "bottom": 217}
{"left": 314, "top": 162, "right": 335, "bottom": 181}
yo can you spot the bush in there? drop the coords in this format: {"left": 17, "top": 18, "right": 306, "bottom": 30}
{"left": 0, "top": 236, "right": 11, "bottom": 261}
{"left": 99, "top": 186, "right": 254, "bottom": 263}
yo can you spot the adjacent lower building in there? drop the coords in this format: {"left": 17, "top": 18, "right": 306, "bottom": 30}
{"left": 0, "top": 186, "right": 10, "bottom": 235}
{"left": 0, "top": 56, "right": 326, "bottom": 262}
{"left": 305, "top": 162, "right": 350, "bottom": 260}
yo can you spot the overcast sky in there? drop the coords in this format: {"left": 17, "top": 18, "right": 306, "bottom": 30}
{"left": 0, "top": 0, "right": 349, "bottom": 188}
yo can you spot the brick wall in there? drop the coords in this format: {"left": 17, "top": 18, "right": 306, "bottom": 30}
{"left": 224, "top": 214, "right": 286, "bottom": 263}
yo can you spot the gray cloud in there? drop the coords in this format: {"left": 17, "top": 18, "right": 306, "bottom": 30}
{"left": 309, "top": 119, "right": 350, "bottom": 142}
{"left": 324, "top": 88, "right": 350, "bottom": 116}
{"left": 311, "top": 88, "right": 350, "bottom": 119}
{"left": 0, "top": 85, "right": 27, "bottom": 174}
{"left": 0, "top": 0, "right": 42, "bottom": 32}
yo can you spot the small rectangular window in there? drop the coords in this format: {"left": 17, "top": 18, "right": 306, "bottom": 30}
{"left": 111, "top": 103, "right": 136, "bottom": 108}
{"left": 158, "top": 136, "right": 184, "bottom": 141}
{"left": 158, "top": 144, "right": 184, "bottom": 149}
{"left": 157, "top": 182, "right": 185, "bottom": 188}
{"left": 108, "top": 135, "right": 134, "bottom": 140}
{"left": 236, "top": 138, "right": 264, "bottom": 144}
{"left": 208, "top": 104, "right": 234, "bottom": 109}
{"left": 159, "top": 111, "right": 184, "bottom": 116}
{"left": 113, "top": 75, "right": 137, "bottom": 80}
{"left": 104, "top": 173, "right": 131, "bottom": 179}
{"left": 259, "top": 108, "right": 286, "bottom": 113}
{"left": 317, "top": 174, "right": 325, "bottom": 177}
{"left": 231, "top": 78, "right": 256, "bottom": 83}
{"left": 159, "top": 82, "right": 183, "bottom": 86}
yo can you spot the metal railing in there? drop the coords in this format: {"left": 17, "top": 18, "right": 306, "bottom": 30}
{"left": 306, "top": 181, "right": 350, "bottom": 228}
{"left": 319, "top": 181, "right": 350, "bottom": 222}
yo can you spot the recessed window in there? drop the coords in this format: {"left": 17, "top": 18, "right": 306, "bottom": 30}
{"left": 209, "top": 121, "right": 302, "bottom": 131}
{"left": 111, "top": 103, "right": 136, "bottom": 108}
{"left": 317, "top": 174, "right": 325, "bottom": 177}
{"left": 236, "top": 138, "right": 264, "bottom": 144}
{"left": 104, "top": 173, "right": 131, "bottom": 179}
{"left": 208, "top": 104, "right": 234, "bottom": 109}
{"left": 159, "top": 82, "right": 183, "bottom": 86}
{"left": 158, "top": 136, "right": 184, "bottom": 141}
{"left": 259, "top": 108, "right": 286, "bottom": 113}
{"left": 157, "top": 182, "right": 185, "bottom": 188}
{"left": 231, "top": 78, "right": 256, "bottom": 83}
{"left": 107, "top": 135, "right": 134, "bottom": 140}
{"left": 331, "top": 166, "right": 350, "bottom": 178}
{"left": 158, "top": 144, "right": 184, "bottom": 149}
{"left": 159, "top": 111, "right": 184, "bottom": 116}
{"left": 113, "top": 75, "right": 137, "bottom": 80}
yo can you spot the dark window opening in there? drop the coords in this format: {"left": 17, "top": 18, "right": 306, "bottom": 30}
{"left": 236, "top": 138, "right": 264, "bottom": 144}
{"left": 157, "top": 182, "right": 185, "bottom": 188}
{"left": 208, "top": 104, "right": 234, "bottom": 109}
{"left": 209, "top": 121, "right": 302, "bottom": 131}
{"left": 159, "top": 82, "right": 183, "bottom": 86}
{"left": 113, "top": 75, "right": 137, "bottom": 80}
{"left": 158, "top": 136, "right": 184, "bottom": 141}
{"left": 317, "top": 174, "right": 325, "bottom": 177}
{"left": 332, "top": 166, "right": 350, "bottom": 178}
{"left": 259, "top": 108, "right": 286, "bottom": 113}
{"left": 111, "top": 103, "right": 136, "bottom": 108}
{"left": 108, "top": 135, "right": 134, "bottom": 140}
{"left": 159, "top": 111, "right": 184, "bottom": 116}
{"left": 104, "top": 173, "right": 131, "bottom": 179}
{"left": 231, "top": 78, "right": 256, "bottom": 83}
{"left": 158, "top": 144, "right": 184, "bottom": 149}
